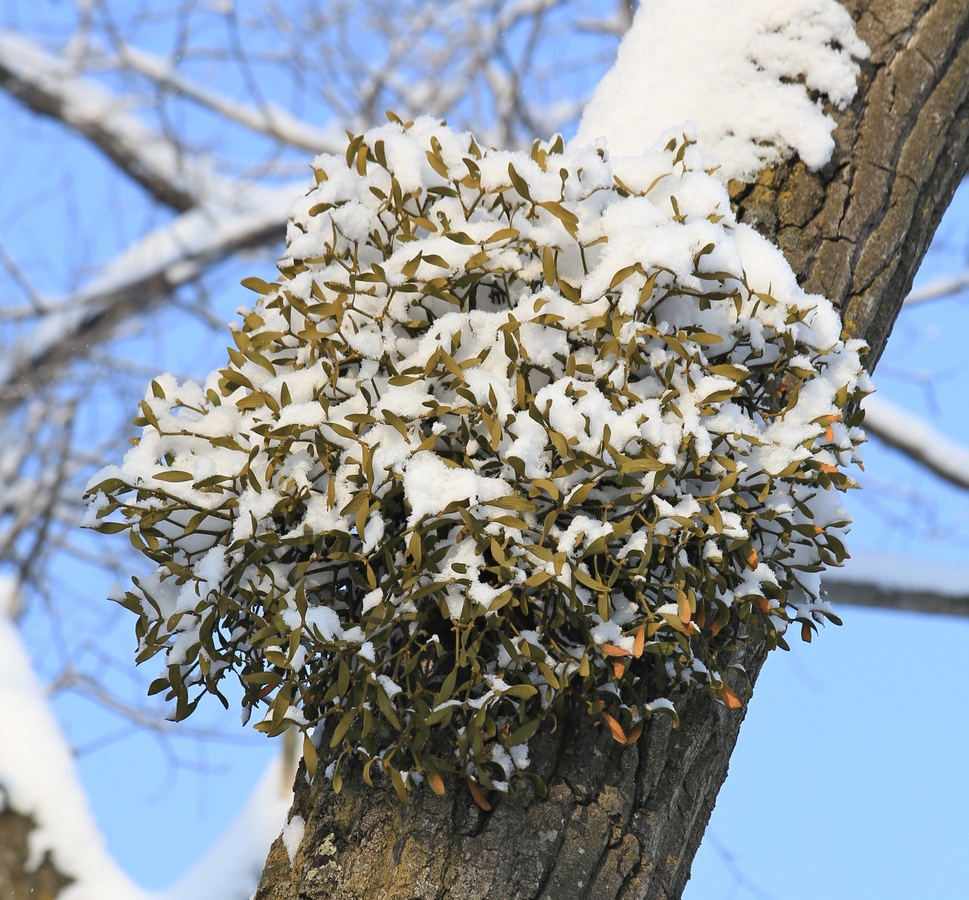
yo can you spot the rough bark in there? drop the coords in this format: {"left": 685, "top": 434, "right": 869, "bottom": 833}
{"left": 0, "top": 805, "right": 73, "bottom": 900}
{"left": 254, "top": 3, "right": 969, "bottom": 898}
{"left": 731, "top": 0, "right": 969, "bottom": 365}
{"left": 256, "top": 636, "right": 767, "bottom": 900}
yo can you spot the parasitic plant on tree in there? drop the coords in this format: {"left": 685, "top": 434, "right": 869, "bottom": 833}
{"left": 85, "top": 115, "right": 867, "bottom": 806}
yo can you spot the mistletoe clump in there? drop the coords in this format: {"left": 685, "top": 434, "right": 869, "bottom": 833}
{"left": 85, "top": 115, "right": 868, "bottom": 802}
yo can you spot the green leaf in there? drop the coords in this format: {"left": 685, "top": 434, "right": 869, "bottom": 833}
{"left": 425, "top": 149, "right": 449, "bottom": 179}
{"left": 486, "top": 227, "right": 520, "bottom": 243}
{"left": 376, "top": 681, "right": 402, "bottom": 730}
{"left": 241, "top": 276, "right": 276, "bottom": 294}
{"left": 483, "top": 495, "right": 537, "bottom": 513}
{"left": 506, "top": 716, "right": 541, "bottom": 747}
{"left": 303, "top": 733, "right": 319, "bottom": 779}
{"left": 94, "top": 521, "right": 128, "bottom": 534}
{"left": 507, "top": 163, "right": 532, "bottom": 201}
{"left": 436, "top": 666, "right": 458, "bottom": 706}
{"left": 152, "top": 470, "right": 194, "bottom": 483}
{"left": 537, "top": 201, "right": 579, "bottom": 238}
{"left": 329, "top": 707, "right": 358, "bottom": 748}
{"left": 503, "top": 683, "right": 538, "bottom": 700}
{"left": 608, "top": 263, "right": 644, "bottom": 290}
{"left": 389, "top": 766, "right": 410, "bottom": 805}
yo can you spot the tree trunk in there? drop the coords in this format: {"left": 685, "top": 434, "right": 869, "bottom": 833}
{"left": 254, "top": 3, "right": 969, "bottom": 898}
{"left": 0, "top": 806, "right": 73, "bottom": 900}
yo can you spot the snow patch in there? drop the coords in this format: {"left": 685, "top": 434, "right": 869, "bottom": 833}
{"left": 575, "top": 0, "right": 868, "bottom": 182}
{"left": 281, "top": 815, "right": 305, "bottom": 867}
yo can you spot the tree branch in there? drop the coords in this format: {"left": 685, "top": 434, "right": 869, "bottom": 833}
{"left": 862, "top": 394, "right": 969, "bottom": 491}
{"left": 114, "top": 44, "right": 345, "bottom": 156}
{"left": 904, "top": 266, "right": 969, "bottom": 306}
{"left": 824, "top": 578, "right": 969, "bottom": 617}
{"left": 251, "top": 3, "right": 969, "bottom": 897}
{"left": 730, "top": 0, "right": 969, "bottom": 367}
{"left": 0, "top": 187, "right": 295, "bottom": 408}
{"left": 0, "top": 30, "right": 215, "bottom": 211}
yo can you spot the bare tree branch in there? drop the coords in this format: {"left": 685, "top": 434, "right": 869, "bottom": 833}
{"left": 113, "top": 44, "right": 344, "bottom": 155}
{"left": 904, "top": 267, "right": 969, "bottom": 306}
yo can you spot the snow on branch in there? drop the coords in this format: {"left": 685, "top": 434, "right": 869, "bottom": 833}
{"left": 824, "top": 579, "right": 969, "bottom": 618}
{"left": 823, "top": 552, "right": 969, "bottom": 618}
{"left": 0, "top": 598, "right": 150, "bottom": 900}
{"left": 0, "top": 186, "right": 297, "bottom": 408}
{"left": 0, "top": 591, "right": 291, "bottom": 899}
{"left": 903, "top": 267, "right": 969, "bottom": 307}
{"left": 0, "top": 30, "right": 224, "bottom": 212}
{"left": 156, "top": 755, "right": 291, "bottom": 900}
{"left": 863, "top": 395, "right": 969, "bottom": 492}
{"left": 115, "top": 45, "right": 345, "bottom": 156}
{"left": 575, "top": 0, "right": 868, "bottom": 182}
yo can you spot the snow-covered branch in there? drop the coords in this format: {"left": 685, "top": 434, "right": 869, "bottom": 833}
{"left": 904, "top": 268, "right": 969, "bottom": 306}
{"left": 0, "top": 600, "right": 150, "bottom": 899}
{"left": 824, "top": 579, "right": 969, "bottom": 617}
{"left": 0, "top": 30, "right": 220, "bottom": 211}
{"left": 114, "top": 45, "right": 344, "bottom": 156}
{"left": 0, "top": 186, "right": 296, "bottom": 407}
{"left": 863, "top": 395, "right": 969, "bottom": 492}
{"left": 0, "top": 595, "right": 291, "bottom": 899}
{"left": 823, "top": 552, "right": 969, "bottom": 618}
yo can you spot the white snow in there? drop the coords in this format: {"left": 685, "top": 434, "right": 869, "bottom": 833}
{"left": 280, "top": 815, "right": 305, "bottom": 867}
{"left": 862, "top": 394, "right": 969, "bottom": 490}
{"left": 0, "top": 601, "right": 151, "bottom": 900}
{"left": 0, "top": 583, "right": 291, "bottom": 900}
{"left": 404, "top": 451, "right": 513, "bottom": 525}
{"left": 575, "top": 0, "right": 868, "bottom": 182}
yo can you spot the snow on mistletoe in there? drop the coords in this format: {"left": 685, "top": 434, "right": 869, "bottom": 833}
{"left": 85, "top": 114, "right": 868, "bottom": 802}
